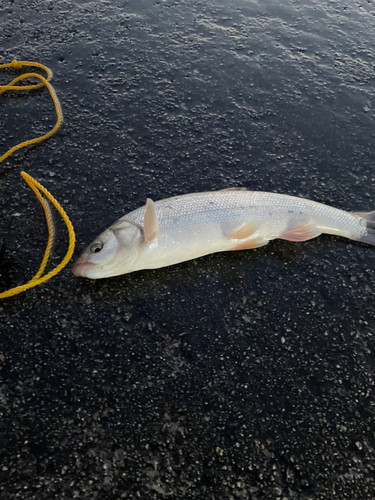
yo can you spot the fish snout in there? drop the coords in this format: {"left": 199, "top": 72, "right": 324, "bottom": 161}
{"left": 72, "top": 261, "right": 97, "bottom": 278}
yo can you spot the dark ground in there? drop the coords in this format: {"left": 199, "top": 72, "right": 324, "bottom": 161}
{"left": 1, "top": 0, "right": 375, "bottom": 498}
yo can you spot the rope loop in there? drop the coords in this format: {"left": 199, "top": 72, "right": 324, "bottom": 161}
{"left": 0, "top": 172, "right": 76, "bottom": 299}
{"left": 0, "top": 60, "right": 61, "bottom": 161}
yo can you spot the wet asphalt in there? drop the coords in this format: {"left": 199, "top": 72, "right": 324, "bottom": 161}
{"left": 1, "top": 0, "right": 375, "bottom": 498}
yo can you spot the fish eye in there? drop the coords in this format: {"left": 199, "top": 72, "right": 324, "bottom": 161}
{"left": 90, "top": 242, "right": 103, "bottom": 253}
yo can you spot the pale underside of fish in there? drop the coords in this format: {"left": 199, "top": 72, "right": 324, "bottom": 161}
{"left": 72, "top": 188, "right": 375, "bottom": 279}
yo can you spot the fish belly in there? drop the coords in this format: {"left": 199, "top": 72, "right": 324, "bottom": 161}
{"left": 131, "top": 211, "right": 286, "bottom": 271}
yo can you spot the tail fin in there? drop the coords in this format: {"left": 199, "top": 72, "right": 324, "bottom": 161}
{"left": 353, "top": 211, "right": 375, "bottom": 246}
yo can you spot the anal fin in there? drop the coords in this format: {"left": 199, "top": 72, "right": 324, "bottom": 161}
{"left": 279, "top": 222, "right": 321, "bottom": 242}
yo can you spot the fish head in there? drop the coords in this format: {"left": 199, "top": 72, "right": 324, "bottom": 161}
{"left": 72, "top": 219, "right": 143, "bottom": 278}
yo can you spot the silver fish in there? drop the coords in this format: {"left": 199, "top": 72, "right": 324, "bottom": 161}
{"left": 72, "top": 188, "right": 375, "bottom": 279}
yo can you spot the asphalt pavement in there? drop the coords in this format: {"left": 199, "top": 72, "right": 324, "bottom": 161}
{"left": 1, "top": 0, "right": 375, "bottom": 498}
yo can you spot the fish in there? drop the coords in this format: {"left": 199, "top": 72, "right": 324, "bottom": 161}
{"left": 72, "top": 188, "right": 375, "bottom": 279}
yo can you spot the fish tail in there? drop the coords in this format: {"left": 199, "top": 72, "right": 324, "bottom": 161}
{"left": 353, "top": 211, "right": 375, "bottom": 246}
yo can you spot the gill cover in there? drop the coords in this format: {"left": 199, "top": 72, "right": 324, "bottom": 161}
{"left": 73, "top": 219, "right": 143, "bottom": 278}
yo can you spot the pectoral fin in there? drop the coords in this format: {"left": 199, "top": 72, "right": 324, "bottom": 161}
{"left": 279, "top": 222, "right": 321, "bottom": 242}
{"left": 143, "top": 198, "right": 161, "bottom": 242}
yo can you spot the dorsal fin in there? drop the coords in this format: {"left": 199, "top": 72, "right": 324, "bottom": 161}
{"left": 143, "top": 198, "right": 161, "bottom": 242}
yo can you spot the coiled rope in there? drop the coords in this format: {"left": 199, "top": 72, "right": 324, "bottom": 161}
{"left": 0, "top": 60, "right": 75, "bottom": 298}
{"left": 0, "top": 60, "right": 63, "bottom": 162}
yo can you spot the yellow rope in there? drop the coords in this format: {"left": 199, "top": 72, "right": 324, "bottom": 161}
{"left": 0, "top": 60, "right": 63, "bottom": 162}
{"left": 0, "top": 61, "right": 75, "bottom": 298}
{"left": 0, "top": 172, "right": 76, "bottom": 299}
{"left": 21, "top": 179, "right": 55, "bottom": 282}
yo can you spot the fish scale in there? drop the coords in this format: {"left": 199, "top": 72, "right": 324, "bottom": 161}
{"left": 123, "top": 191, "right": 364, "bottom": 238}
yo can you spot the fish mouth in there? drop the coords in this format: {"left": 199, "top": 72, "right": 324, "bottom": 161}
{"left": 72, "top": 261, "right": 98, "bottom": 278}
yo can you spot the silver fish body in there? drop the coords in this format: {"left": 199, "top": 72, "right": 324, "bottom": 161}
{"left": 72, "top": 189, "right": 375, "bottom": 279}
